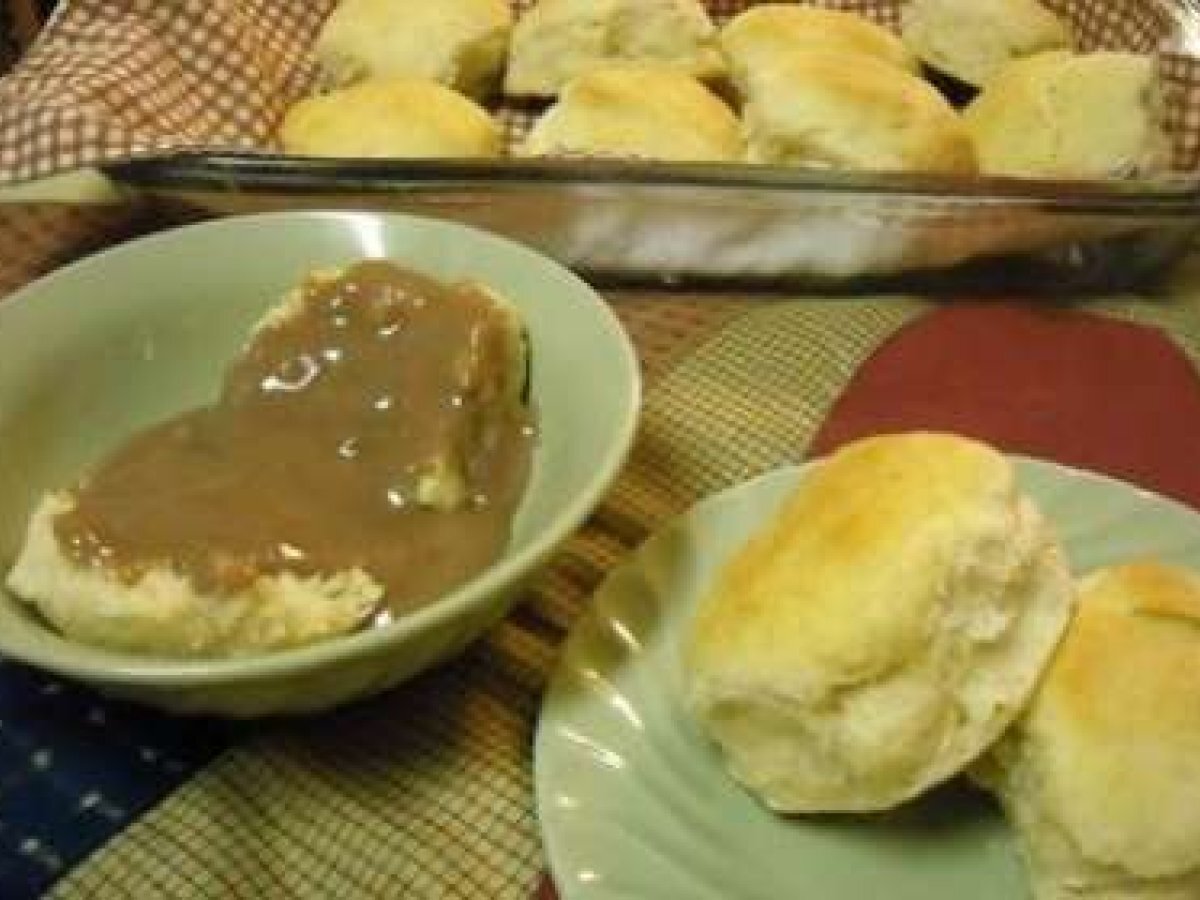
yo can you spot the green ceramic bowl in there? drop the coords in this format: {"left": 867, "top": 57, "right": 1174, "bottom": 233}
{"left": 0, "top": 211, "right": 640, "bottom": 716}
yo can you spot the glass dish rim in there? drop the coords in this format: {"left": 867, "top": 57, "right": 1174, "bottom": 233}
{"left": 106, "top": 151, "right": 1200, "bottom": 212}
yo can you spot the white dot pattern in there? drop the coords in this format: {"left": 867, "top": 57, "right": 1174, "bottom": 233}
{"left": 0, "top": 659, "right": 232, "bottom": 897}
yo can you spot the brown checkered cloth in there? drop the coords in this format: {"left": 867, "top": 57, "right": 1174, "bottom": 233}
{"left": 2, "top": 0, "right": 1200, "bottom": 184}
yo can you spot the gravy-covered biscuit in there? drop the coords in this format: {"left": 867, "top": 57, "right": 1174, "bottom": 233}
{"left": 504, "top": 0, "right": 725, "bottom": 97}
{"left": 684, "top": 433, "right": 1074, "bottom": 812}
{"left": 521, "top": 65, "right": 742, "bottom": 162}
{"left": 974, "top": 562, "right": 1200, "bottom": 899}
{"left": 315, "top": 0, "right": 512, "bottom": 98}
{"left": 280, "top": 78, "right": 502, "bottom": 159}
{"left": 6, "top": 264, "right": 532, "bottom": 657}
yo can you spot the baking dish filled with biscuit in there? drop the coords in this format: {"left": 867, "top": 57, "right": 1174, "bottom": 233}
{"left": 6, "top": 0, "right": 1200, "bottom": 288}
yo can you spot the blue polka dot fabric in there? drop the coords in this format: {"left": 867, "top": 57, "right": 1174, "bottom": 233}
{"left": 0, "top": 661, "right": 235, "bottom": 897}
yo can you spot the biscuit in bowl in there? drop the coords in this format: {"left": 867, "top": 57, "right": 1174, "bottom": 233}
{"left": 520, "top": 65, "right": 742, "bottom": 162}
{"left": 6, "top": 261, "right": 533, "bottom": 658}
{"left": 504, "top": 0, "right": 725, "bottom": 98}
{"left": 314, "top": 0, "right": 512, "bottom": 99}
{"left": 683, "top": 432, "right": 1075, "bottom": 813}
{"left": 973, "top": 561, "right": 1200, "bottom": 899}
{"left": 280, "top": 78, "right": 502, "bottom": 159}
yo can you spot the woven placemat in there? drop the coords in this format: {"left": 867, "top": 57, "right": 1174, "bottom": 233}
{"left": 31, "top": 282, "right": 1200, "bottom": 898}
{"left": 3, "top": 214, "right": 1194, "bottom": 898}
{"left": 0, "top": 178, "right": 1183, "bottom": 896}
{"left": 42, "top": 292, "right": 923, "bottom": 899}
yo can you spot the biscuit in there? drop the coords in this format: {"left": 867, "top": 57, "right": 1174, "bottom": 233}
{"left": 504, "top": 0, "right": 725, "bottom": 97}
{"left": 521, "top": 65, "right": 742, "bottom": 162}
{"left": 683, "top": 433, "right": 1074, "bottom": 812}
{"left": 721, "top": 5, "right": 918, "bottom": 95}
{"left": 974, "top": 562, "right": 1200, "bottom": 899}
{"left": 6, "top": 491, "right": 382, "bottom": 657}
{"left": 741, "top": 51, "right": 976, "bottom": 173}
{"left": 280, "top": 78, "right": 502, "bottom": 159}
{"left": 902, "top": 0, "right": 1072, "bottom": 87}
{"left": 5, "top": 271, "right": 529, "bottom": 657}
{"left": 314, "top": 0, "right": 512, "bottom": 99}
{"left": 963, "top": 51, "right": 1170, "bottom": 178}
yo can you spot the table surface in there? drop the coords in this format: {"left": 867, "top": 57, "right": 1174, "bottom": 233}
{"left": 3, "top": 183, "right": 1200, "bottom": 900}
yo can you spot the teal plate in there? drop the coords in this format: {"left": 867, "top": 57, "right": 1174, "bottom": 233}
{"left": 535, "top": 460, "right": 1200, "bottom": 899}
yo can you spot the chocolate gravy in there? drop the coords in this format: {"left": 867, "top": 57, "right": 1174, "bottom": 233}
{"left": 54, "top": 261, "right": 534, "bottom": 617}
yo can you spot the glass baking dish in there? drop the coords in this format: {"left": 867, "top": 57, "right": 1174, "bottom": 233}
{"left": 107, "top": 153, "right": 1200, "bottom": 292}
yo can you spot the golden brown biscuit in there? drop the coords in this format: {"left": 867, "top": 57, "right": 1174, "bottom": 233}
{"left": 684, "top": 433, "right": 1074, "bottom": 812}
{"left": 963, "top": 51, "right": 1170, "bottom": 178}
{"left": 902, "top": 0, "right": 1072, "bottom": 87}
{"left": 280, "top": 78, "right": 502, "bottom": 159}
{"left": 315, "top": 0, "right": 512, "bottom": 99}
{"left": 741, "top": 51, "right": 976, "bottom": 173}
{"left": 721, "top": 5, "right": 918, "bottom": 95}
{"left": 521, "top": 65, "right": 742, "bottom": 162}
{"left": 504, "top": 0, "right": 725, "bottom": 98}
{"left": 975, "top": 562, "right": 1200, "bottom": 899}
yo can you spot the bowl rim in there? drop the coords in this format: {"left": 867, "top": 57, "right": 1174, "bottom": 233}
{"left": 0, "top": 209, "right": 642, "bottom": 686}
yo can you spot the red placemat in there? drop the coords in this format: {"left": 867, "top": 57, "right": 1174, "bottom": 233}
{"left": 809, "top": 303, "right": 1200, "bottom": 509}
